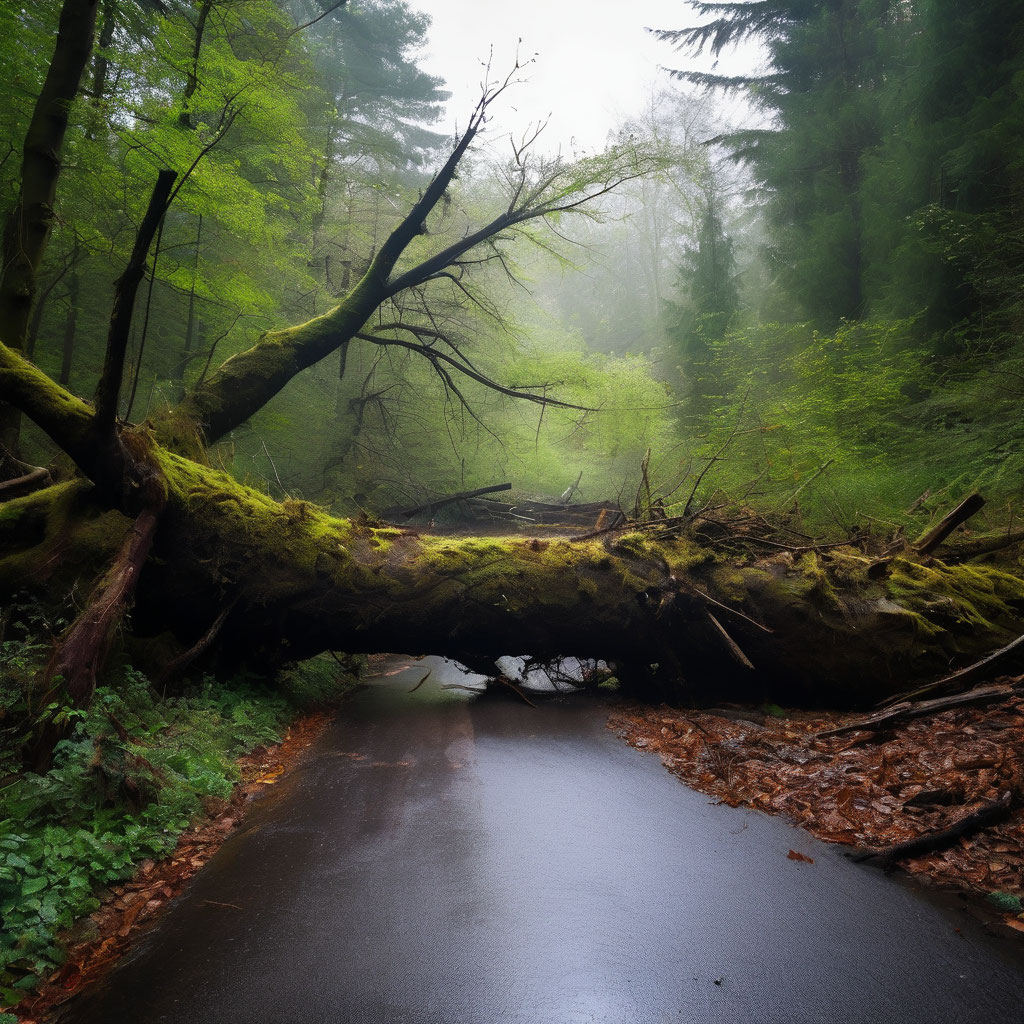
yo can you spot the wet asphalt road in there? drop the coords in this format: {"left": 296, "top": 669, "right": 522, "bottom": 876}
{"left": 61, "top": 656, "right": 1024, "bottom": 1024}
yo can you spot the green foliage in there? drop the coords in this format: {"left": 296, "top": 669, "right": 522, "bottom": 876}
{"left": 987, "top": 891, "right": 1024, "bottom": 914}
{"left": 0, "top": 597, "right": 67, "bottom": 764}
{"left": 0, "top": 661, "right": 301, "bottom": 1004}
{"left": 652, "top": 314, "right": 1024, "bottom": 532}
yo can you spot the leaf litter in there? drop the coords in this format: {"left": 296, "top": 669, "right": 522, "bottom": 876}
{"left": 609, "top": 676, "right": 1024, "bottom": 934}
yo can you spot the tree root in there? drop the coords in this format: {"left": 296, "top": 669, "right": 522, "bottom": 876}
{"left": 0, "top": 464, "right": 51, "bottom": 500}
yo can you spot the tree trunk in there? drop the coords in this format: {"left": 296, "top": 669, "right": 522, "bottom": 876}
{"left": 179, "top": 0, "right": 213, "bottom": 129}
{"left": 89, "top": 0, "right": 117, "bottom": 104}
{"left": 58, "top": 266, "right": 80, "bottom": 385}
{"left": 0, "top": 0, "right": 99, "bottom": 453}
{"left": 175, "top": 214, "right": 202, "bottom": 400}
{"left": 4, "top": 455, "right": 1023, "bottom": 708}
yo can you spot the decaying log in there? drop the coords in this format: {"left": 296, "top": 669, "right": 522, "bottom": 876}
{"left": 817, "top": 678, "right": 1024, "bottom": 739}
{"left": 851, "top": 791, "right": 1015, "bottom": 865}
{"left": 945, "top": 528, "right": 1024, "bottom": 562}
{"left": 913, "top": 491, "right": 985, "bottom": 556}
{"left": 469, "top": 496, "right": 618, "bottom": 528}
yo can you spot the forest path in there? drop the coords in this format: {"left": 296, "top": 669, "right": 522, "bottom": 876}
{"left": 60, "top": 657, "right": 1024, "bottom": 1024}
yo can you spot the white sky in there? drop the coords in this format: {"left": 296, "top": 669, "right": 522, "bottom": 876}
{"left": 418, "top": 0, "right": 764, "bottom": 153}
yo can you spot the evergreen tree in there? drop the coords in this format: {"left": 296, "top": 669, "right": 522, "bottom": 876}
{"left": 655, "top": 0, "right": 891, "bottom": 326}
{"left": 865, "top": 0, "right": 1024, "bottom": 334}
{"left": 664, "top": 182, "right": 739, "bottom": 415}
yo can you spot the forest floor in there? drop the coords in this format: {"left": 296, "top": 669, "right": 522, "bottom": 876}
{"left": 610, "top": 678, "right": 1024, "bottom": 935}
{"left": 9, "top": 711, "right": 333, "bottom": 1024}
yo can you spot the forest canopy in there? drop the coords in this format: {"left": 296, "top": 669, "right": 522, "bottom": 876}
{"left": 2, "top": 0, "right": 1022, "bottom": 529}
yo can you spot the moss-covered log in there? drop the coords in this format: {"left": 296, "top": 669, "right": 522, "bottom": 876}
{"left": 4, "top": 451, "right": 1024, "bottom": 706}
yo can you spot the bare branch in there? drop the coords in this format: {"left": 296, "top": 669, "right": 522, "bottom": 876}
{"left": 353, "top": 333, "right": 594, "bottom": 411}
{"left": 94, "top": 169, "right": 177, "bottom": 432}
{"left": 286, "top": 0, "right": 347, "bottom": 39}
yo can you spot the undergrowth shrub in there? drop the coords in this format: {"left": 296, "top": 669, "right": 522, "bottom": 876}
{"left": 0, "top": 644, "right": 358, "bottom": 1007}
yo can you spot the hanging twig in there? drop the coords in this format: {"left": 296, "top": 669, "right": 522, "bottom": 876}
{"left": 260, "top": 439, "right": 290, "bottom": 498}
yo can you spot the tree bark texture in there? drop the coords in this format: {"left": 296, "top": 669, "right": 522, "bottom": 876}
{"left": 0, "top": 0, "right": 100, "bottom": 450}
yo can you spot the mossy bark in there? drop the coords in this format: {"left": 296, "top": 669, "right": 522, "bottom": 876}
{"left": 4, "top": 454, "right": 1023, "bottom": 707}
{"left": 0, "top": 0, "right": 100, "bottom": 451}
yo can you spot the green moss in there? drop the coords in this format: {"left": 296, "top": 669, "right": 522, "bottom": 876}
{"left": 709, "top": 565, "right": 750, "bottom": 603}
{"left": 0, "top": 482, "right": 130, "bottom": 598}
{"left": 886, "top": 557, "right": 1024, "bottom": 633}
{"left": 368, "top": 527, "right": 404, "bottom": 551}
{"left": 768, "top": 551, "right": 843, "bottom": 610}
{"left": 609, "top": 531, "right": 655, "bottom": 561}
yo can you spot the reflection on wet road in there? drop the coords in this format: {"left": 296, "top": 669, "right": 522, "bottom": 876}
{"left": 62, "top": 656, "right": 1024, "bottom": 1023}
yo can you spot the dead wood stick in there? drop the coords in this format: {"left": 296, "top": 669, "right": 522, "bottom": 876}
{"left": 157, "top": 599, "right": 238, "bottom": 687}
{"left": 499, "top": 678, "right": 539, "bottom": 708}
{"left": 684, "top": 585, "right": 774, "bottom": 633}
{"left": 818, "top": 680, "right": 1023, "bottom": 739}
{"left": 879, "top": 632, "right": 1024, "bottom": 707}
{"left": 393, "top": 482, "right": 511, "bottom": 519}
{"left": 913, "top": 491, "right": 985, "bottom": 556}
{"left": 633, "top": 447, "right": 652, "bottom": 519}
{"left": 0, "top": 464, "right": 51, "bottom": 500}
{"left": 944, "top": 528, "right": 1024, "bottom": 561}
{"left": 851, "top": 792, "right": 1014, "bottom": 865}
{"left": 707, "top": 613, "right": 755, "bottom": 670}
{"left": 407, "top": 670, "right": 432, "bottom": 693}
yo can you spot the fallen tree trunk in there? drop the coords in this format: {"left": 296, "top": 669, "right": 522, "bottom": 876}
{"left": 4, "top": 451, "right": 1024, "bottom": 706}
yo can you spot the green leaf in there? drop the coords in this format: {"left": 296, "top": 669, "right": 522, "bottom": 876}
{"left": 986, "top": 891, "right": 1023, "bottom": 913}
